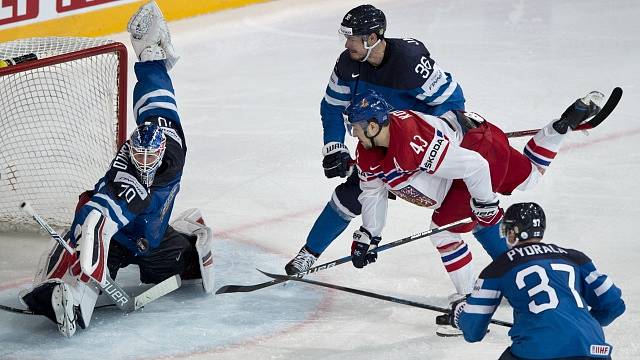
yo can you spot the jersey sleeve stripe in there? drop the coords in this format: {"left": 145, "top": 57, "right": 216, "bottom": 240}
{"left": 475, "top": 288, "right": 502, "bottom": 299}
{"left": 93, "top": 193, "right": 130, "bottom": 226}
{"left": 328, "top": 71, "right": 350, "bottom": 94}
{"left": 594, "top": 278, "right": 614, "bottom": 296}
{"left": 138, "top": 101, "right": 178, "bottom": 117}
{"left": 415, "top": 64, "right": 449, "bottom": 99}
{"left": 323, "top": 94, "right": 350, "bottom": 107}
{"left": 426, "top": 75, "right": 458, "bottom": 106}
{"left": 523, "top": 147, "right": 552, "bottom": 167}
{"left": 133, "top": 89, "right": 175, "bottom": 116}
{"left": 525, "top": 138, "right": 557, "bottom": 160}
{"left": 585, "top": 270, "right": 604, "bottom": 284}
{"left": 464, "top": 304, "right": 497, "bottom": 314}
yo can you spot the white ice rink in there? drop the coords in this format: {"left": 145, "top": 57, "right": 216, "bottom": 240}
{"left": 1, "top": 0, "right": 639, "bottom": 359}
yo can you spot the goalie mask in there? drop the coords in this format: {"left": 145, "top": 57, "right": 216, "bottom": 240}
{"left": 129, "top": 123, "right": 166, "bottom": 187}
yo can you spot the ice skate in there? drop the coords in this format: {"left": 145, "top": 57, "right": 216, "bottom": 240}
{"left": 285, "top": 245, "right": 318, "bottom": 275}
{"left": 127, "top": 1, "right": 179, "bottom": 69}
{"left": 435, "top": 293, "right": 467, "bottom": 337}
{"left": 552, "top": 91, "right": 605, "bottom": 134}
{"left": 20, "top": 280, "right": 78, "bottom": 338}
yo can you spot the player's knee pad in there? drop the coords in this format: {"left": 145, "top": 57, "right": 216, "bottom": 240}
{"left": 171, "top": 208, "right": 214, "bottom": 293}
{"left": 73, "top": 210, "right": 116, "bottom": 286}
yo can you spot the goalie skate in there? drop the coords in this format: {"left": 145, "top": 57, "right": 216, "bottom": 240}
{"left": 127, "top": 1, "right": 179, "bottom": 69}
{"left": 20, "top": 280, "right": 78, "bottom": 338}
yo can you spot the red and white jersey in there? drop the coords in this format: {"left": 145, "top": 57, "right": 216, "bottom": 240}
{"left": 356, "top": 110, "right": 495, "bottom": 237}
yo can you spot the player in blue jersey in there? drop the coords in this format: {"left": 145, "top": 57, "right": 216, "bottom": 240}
{"left": 444, "top": 202, "right": 625, "bottom": 359}
{"left": 19, "top": 1, "right": 214, "bottom": 338}
{"left": 286, "top": 4, "right": 466, "bottom": 274}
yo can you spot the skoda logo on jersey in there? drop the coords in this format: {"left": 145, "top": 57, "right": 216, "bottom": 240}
{"left": 422, "top": 130, "right": 448, "bottom": 173}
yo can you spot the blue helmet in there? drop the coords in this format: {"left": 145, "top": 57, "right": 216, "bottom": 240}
{"left": 129, "top": 122, "right": 166, "bottom": 187}
{"left": 345, "top": 91, "right": 393, "bottom": 127}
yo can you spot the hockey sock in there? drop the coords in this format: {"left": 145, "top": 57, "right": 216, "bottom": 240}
{"left": 437, "top": 241, "right": 474, "bottom": 295}
{"left": 472, "top": 224, "right": 509, "bottom": 259}
{"left": 305, "top": 203, "right": 350, "bottom": 255}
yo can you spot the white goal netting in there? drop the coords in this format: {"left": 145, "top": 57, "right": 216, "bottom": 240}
{"left": 0, "top": 37, "right": 127, "bottom": 231}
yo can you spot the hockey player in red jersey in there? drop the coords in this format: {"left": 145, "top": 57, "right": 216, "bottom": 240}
{"left": 345, "top": 90, "right": 605, "bottom": 335}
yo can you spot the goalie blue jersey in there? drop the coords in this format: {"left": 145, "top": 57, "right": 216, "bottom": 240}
{"left": 71, "top": 60, "right": 186, "bottom": 256}
{"left": 321, "top": 37, "right": 465, "bottom": 144}
{"left": 459, "top": 242, "right": 625, "bottom": 359}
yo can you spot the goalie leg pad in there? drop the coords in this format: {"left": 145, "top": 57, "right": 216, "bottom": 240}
{"left": 171, "top": 208, "right": 214, "bottom": 293}
{"left": 74, "top": 209, "right": 116, "bottom": 286}
{"left": 67, "top": 278, "right": 100, "bottom": 329}
{"left": 33, "top": 232, "right": 77, "bottom": 284}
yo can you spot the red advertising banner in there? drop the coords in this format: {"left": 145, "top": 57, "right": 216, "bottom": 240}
{"left": 57, "top": 0, "right": 121, "bottom": 13}
{"left": 0, "top": 0, "right": 39, "bottom": 26}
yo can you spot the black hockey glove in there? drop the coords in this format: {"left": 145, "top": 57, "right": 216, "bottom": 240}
{"left": 351, "top": 227, "right": 381, "bottom": 268}
{"left": 440, "top": 295, "right": 468, "bottom": 329}
{"left": 322, "top": 142, "right": 353, "bottom": 178}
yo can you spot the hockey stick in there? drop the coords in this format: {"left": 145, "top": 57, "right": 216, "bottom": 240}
{"left": 215, "top": 217, "right": 473, "bottom": 295}
{"left": 259, "top": 270, "right": 512, "bottom": 328}
{"left": 505, "top": 87, "right": 623, "bottom": 138}
{"left": 0, "top": 301, "right": 123, "bottom": 315}
{"left": 19, "top": 202, "right": 180, "bottom": 312}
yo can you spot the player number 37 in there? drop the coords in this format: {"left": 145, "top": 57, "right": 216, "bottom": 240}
{"left": 516, "top": 263, "right": 585, "bottom": 314}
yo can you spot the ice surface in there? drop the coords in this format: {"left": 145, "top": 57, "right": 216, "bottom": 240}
{"left": 1, "top": 0, "right": 639, "bottom": 359}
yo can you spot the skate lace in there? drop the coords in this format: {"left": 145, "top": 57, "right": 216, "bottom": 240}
{"left": 291, "top": 249, "right": 316, "bottom": 272}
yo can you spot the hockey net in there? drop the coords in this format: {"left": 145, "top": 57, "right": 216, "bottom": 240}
{"left": 0, "top": 37, "right": 127, "bottom": 231}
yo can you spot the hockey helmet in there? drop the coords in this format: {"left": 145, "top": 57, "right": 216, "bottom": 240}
{"left": 339, "top": 5, "right": 386, "bottom": 38}
{"left": 345, "top": 91, "right": 393, "bottom": 129}
{"left": 501, "top": 202, "right": 546, "bottom": 245}
{"left": 129, "top": 122, "right": 166, "bottom": 187}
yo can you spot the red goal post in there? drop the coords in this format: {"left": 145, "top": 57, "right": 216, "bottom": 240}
{"left": 0, "top": 37, "right": 127, "bottom": 231}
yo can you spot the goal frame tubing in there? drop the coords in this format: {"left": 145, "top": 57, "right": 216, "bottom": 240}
{"left": 0, "top": 42, "right": 128, "bottom": 146}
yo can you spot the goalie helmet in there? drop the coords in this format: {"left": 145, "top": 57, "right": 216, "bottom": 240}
{"left": 345, "top": 90, "right": 393, "bottom": 127}
{"left": 501, "top": 202, "right": 546, "bottom": 245}
{"left": 339, "top": 5, "right": 386, "bottom": 38}
{"left": 129, "top": 122, "right": 166, "bottom": 187}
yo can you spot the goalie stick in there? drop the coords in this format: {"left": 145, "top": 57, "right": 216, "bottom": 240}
{"left": 215, "top": 217, "right": 472, "bottom": 295}
{"left": 17, "top": 201, "right": 180, "bottom": 312}
{"left": 0, "top": 276, "right": 180, "bottom": 315}
{"left": 259, "top": 270, "right": 513, "bottom": 328}
{"left": 505, "top": 87, "right": 623, "bottom": 138}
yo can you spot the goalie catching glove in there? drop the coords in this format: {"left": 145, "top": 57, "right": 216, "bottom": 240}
{"left": 351, "top": 227, "right": 381, "bottom": 268}
{"left": 170, "top": 208, "right": 215, "bottom": 293}
{"left": 322, "top": 142, "right": 353, "bottom": 178}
